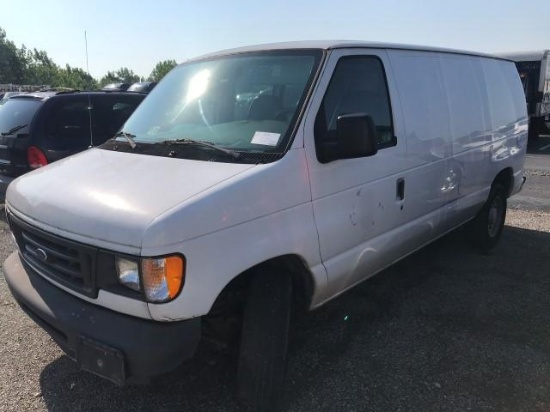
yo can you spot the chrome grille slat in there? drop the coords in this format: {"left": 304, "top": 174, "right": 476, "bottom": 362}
{"left": 25, "top": 255, "right": 84, "bottom": 285}
{"left": 8, "top": 211, "right": 97, "bottom": 298}
{"left": 22, "top": 232, "right": 80, "bottom": 263}
{"left": 24, "top": 245, "right": 81, "bottom": 278}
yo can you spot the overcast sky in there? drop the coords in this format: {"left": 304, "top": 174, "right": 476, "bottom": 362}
{"left": 1, "top": 0, "right": 549, "bottom": 79}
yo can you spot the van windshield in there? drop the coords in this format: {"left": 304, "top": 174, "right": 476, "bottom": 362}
{"left": 112, "top": 50, "right": 322, "bottom": 161}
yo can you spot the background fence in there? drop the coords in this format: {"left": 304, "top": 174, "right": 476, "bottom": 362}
{"left": 0, "top": 84, "right": 50, "bottom": 92}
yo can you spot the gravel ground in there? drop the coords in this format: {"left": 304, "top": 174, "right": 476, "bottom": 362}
{"left": 0, "top": 206, "right": 549, "bottom": 412}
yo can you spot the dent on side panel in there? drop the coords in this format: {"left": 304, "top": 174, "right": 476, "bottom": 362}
{"left": 315, "top": 204, "right": 452, "bottom": 307}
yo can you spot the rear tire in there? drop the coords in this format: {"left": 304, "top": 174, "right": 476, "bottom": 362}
{"left": 237, "top": 270, "right": 292, "bottom": 411}
{"left": 468, "top": 183, "right": 507, "bottom": 251}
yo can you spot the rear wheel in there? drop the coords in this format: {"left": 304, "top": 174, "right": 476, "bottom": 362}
{"left": 468, "top": 183, "right": 507, "bottom": 251}
{"left": 237, "top": 270, "right": 292, "bottom": 411}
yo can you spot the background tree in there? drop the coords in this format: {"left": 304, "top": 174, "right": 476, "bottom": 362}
{"left": 98, "top": 70, "right": 119, "bottom": 87}
{"left": 0, "top": 27, "right": 26, "bottom": 83}
{"left": 22, "top": 48, "right": 61, "bottom": 86}
{"left": 99, "top": 67, "right": 140, "bottom": 87}
{"left": 57, "top": 65, "right": 98, "bottom": 90}
{"left": 148, "top": 59, "right": 177, "bottom": 82}
{"left": 1, "top": 26, "right": 178, "bottom": 91}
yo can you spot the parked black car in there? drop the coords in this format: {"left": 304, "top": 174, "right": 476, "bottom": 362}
{"left": 0, "top": 90, "right": 145, "bottom": 194}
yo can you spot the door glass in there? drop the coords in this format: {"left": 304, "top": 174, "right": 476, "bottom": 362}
{"left": 315, "top": 55, "right": 394, "bottom": 162}
{"left": 91, "top": 95, "right": 144, "bottom": 145}
{"left": 45, "top": 99, "right": 92, "bottom": 149}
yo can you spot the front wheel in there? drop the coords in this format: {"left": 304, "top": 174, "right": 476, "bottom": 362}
{"left": 237, "top": 270, "right": 292, "bottom": 411}
{"left": 468, "top": 183, "right": 507, "bottom": 251}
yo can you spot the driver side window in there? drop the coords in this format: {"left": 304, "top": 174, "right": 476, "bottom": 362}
{"left": 315, "top": 56, "right": 395, "bottom": 161}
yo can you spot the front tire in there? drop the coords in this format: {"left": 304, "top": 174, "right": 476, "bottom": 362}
{"left": 468, "top": 183, "right": 507, "bottom": 251}
{"left": 237, "top": 270, "right": 292, "bottom": 411}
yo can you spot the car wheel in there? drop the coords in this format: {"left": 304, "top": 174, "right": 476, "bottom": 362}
{"left": 237, "top": 270, "right": 292, "bottom": 411}
{"left": 468, "top": 183, "right": 507, "bottom": 251}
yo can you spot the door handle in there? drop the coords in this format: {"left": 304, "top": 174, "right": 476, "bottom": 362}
{"left": 396, "top": 178, "right": 405, "bottom": 201}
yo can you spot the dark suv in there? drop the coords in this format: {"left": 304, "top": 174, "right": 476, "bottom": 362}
{"left": 0, "top": 90, "right": 145, "bottom": 196}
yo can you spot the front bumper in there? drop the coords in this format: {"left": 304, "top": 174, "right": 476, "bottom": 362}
{"left": 3, "top": 251, "right": 201, "bottom": 385}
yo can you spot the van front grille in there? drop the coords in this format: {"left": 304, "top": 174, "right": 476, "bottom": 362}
{"left": 7, "top": 211, "right": 98, "bottom": 298}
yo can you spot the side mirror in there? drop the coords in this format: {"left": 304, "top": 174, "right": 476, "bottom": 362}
{"left": 320, "top": 113, "right": 378, "bottom": 163}
{"left": 337, "top": 113, "right": 378, "bottom": 158}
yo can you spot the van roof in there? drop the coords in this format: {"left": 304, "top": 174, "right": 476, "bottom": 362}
{"left": 192, "top": 40, "right": 500, "bottom": 61}
{"left": 497, "top": 50, "right": 550, "bottom": 62}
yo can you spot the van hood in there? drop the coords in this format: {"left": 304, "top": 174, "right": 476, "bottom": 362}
{"left": 6, "top": 149, "right": 255, "bottom": 249}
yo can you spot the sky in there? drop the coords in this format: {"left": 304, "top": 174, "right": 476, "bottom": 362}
{"left": 1, "top": 0, "right": 549, "bottom": 80}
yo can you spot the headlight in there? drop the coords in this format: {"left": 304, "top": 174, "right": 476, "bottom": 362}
{"left": 116, "top": 258, "right": 141, "bottom": 292}
{"left": 115, "top": 255, "right": 185, "bottom": 303}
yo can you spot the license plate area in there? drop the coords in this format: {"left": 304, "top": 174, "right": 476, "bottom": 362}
{"left": 77, "top": 336, "right": 125, "bottom": 386}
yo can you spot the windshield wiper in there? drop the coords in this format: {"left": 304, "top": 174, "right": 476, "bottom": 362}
{"left": 113, "top": 131, "right": 137, "bottom": 149}
{"left": 1, "top": 124, "right": 28, "bottom": 136}
{"left": 158, "top": 138, "right": 240, "bottom": 159}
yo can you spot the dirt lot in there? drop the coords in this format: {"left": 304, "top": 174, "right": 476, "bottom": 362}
{"left": 0, "top": 205, "right": 549, "bottom": 412}
{"left": 1, "top": 133, "right": 550, "bottom": 411}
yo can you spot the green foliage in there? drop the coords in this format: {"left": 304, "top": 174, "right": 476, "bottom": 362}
{"left": 99, "top": 68, "right": 140, "bottom": 88}
{"left": 1, "top": 26, "right": 174, "bottom": 91}
{"left": 58, "top": 65, "right": 98, "bottom": 90}
{"left": 21, "top": 48, "right": 62, "bottom": 86}
{"left": 0, "top": 28, "right": 26, "bottom": 83}
{"left": 148, "top": 59, "right": 177, "bottom": 82}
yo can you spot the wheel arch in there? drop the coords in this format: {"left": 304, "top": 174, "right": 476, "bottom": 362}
{"left": 493, "top": 167, "right": 514, "bottom": 197}
{"left": 207, "top": 254, "right": 315, "bottom": 317}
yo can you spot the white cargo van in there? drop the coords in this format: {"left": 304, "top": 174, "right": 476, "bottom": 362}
{"left": 3, "top": 41, "right": 527, "bottom": 410}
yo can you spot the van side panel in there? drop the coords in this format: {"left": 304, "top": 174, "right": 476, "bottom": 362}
{"left": 437, "top": 55, "right": 493, "bottom": 224}
{"left": 387, "top": 49, "right": 525, "bottom": 225}
{"left": 306, "top": 49, "right": 527, "bottom": 306}
{"left": 387, "top": 50, "right": 459, "bottom": 233}
{"left": 477, "top": 58, "right": 528, "bottom": 190}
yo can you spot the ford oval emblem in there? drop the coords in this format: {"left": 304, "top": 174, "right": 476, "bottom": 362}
{"left": 36, "top": 248, "right": 48, "bottom": 262}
